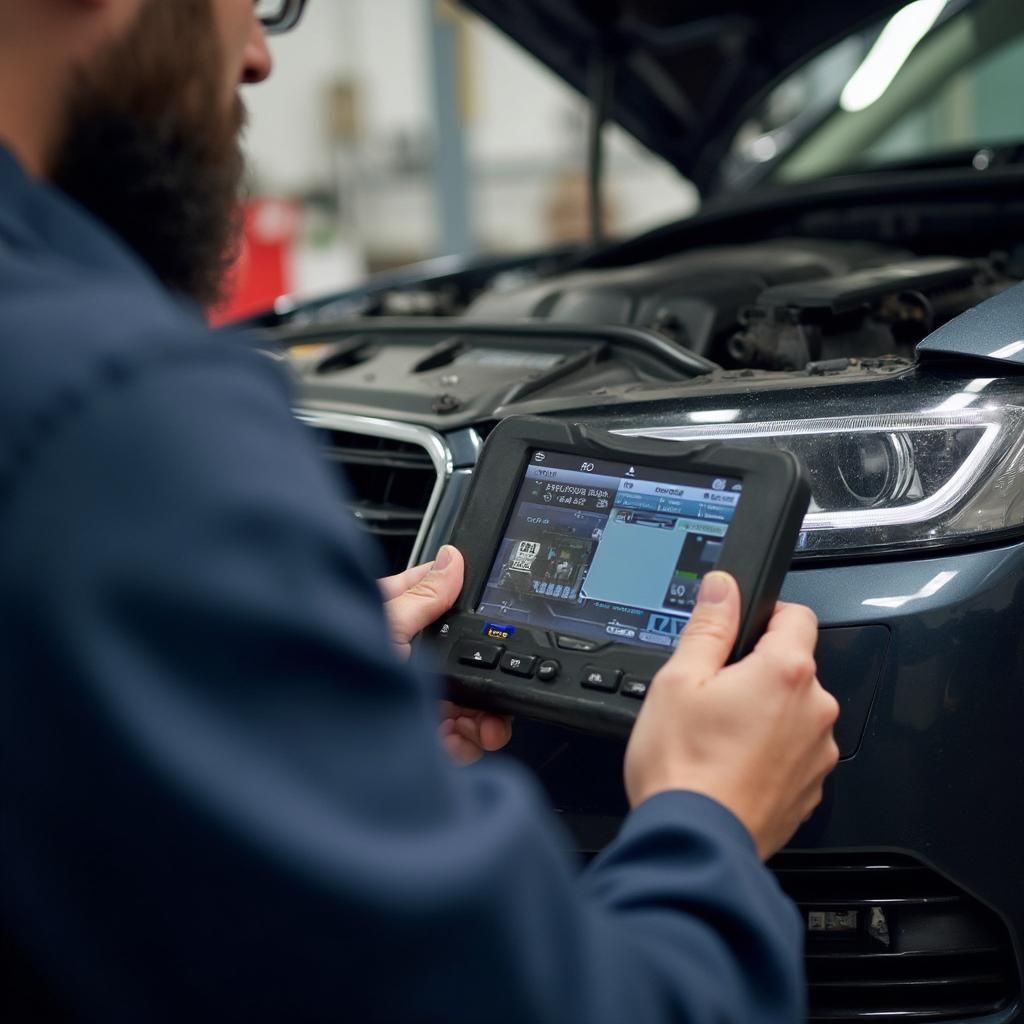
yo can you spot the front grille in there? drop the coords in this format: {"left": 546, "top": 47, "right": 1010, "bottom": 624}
{"left": 315, "top": 427, "right": 442, "bottom": 573}
{"left": 770, "top": 851, "right": 1020, "bottom": 1021}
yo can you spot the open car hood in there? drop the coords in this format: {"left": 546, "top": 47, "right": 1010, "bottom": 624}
{"left": 462, "top": 0, "right": 910, "bottom": 191}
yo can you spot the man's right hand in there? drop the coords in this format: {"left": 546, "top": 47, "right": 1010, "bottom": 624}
{"left": 624, "top": 572, "right": 840, "bottom": 861}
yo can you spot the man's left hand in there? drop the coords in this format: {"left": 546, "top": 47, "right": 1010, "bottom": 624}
{"left": 380, "top": 546, "right": 513, "bottom": 764}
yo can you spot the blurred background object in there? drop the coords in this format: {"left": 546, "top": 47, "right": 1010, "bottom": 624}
{"left": 218, "top": 0, "right": 696, "bottom": 319}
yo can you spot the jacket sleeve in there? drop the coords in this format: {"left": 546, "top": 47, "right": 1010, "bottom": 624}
{"left": 0, "top": 340, "right": 805, "bottom": 1024}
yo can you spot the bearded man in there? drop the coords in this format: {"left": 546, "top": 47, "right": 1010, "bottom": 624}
{"left": 0, "top": 2, "right": 838, "bottom": 1021}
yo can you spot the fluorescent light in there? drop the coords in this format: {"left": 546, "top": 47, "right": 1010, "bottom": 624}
{"left": 840, "top": 0, "right": 947, "bottom": 113}
{"left": 749, "top": 135, "right": 779, "bottom": 163}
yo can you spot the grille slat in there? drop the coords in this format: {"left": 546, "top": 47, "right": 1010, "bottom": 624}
{"left": 808, "top": 1002, "right": 1009, "bottom": 1021}
{"left": 769, "top": 852, "right": 1019, "bottom": 1022}
{"left": 350, "top": 505, "right": 425, "bottom": 524}
{"left": 773, "top": 865, "right": 932, "bottom": 875}
{"left": 807, "top": 948, "right": 1002, "bottom": 961}
{"left": 812, "top": 972, "right": 1006, "bottom": 989}
{"left": 795, "top": 896, "right": 961, "bottom": 907}
{"left": 324, "top": 449, "right": 431, "bottom": 471}
{"left": 313, "top": 426, "right": 442, "bottom": 573}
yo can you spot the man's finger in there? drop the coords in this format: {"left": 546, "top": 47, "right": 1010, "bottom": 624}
{"left": 441, "top": 732, "right": 483, "bottom": 765}
{"left": 378, "top": 560, "right": 435, "bottom": 602}
{"left": 659, "top": 572, "right": 741, "bottom": 686}
{"left": 384, "top": 545, "right": 464, "bottom": 651}
{"left": 440, "top": 704, "right": 512, "bottom": 752}
{"left": 452, "top": 714, "right": 484, "bottom": 748}
{"left": 757, "top": 602, "right": 819, "bottom": 653}
{"left": 479, "top": 714, "right": 513, "bottom": 751}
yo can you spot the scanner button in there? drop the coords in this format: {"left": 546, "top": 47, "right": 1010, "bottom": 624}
{"left": 621, "top": 677, "right": 649, "bottom": 700}
{"left": 580, "top": 666, "right": 621, "bottom": 693}
{"left": 457, "top": 641, "right": 503, "bottom": 669}
{"left": 537, "top": 660, "right": 561, "bottom": 683}
{"left": 556, "top": 634, "right": 600, "bottom": 652}
{"left": 500, "top": 652, "right": 537, "bottom": 678}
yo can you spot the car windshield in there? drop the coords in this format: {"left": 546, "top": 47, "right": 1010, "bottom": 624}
{"left": 722, "top": 0, "right": 1024, "bottom": 191}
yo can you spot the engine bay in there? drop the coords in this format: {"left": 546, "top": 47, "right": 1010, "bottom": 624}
{"left": 465, "top": 239, "right": 1011, "bottom": 370}
{"left": 277, "top": 234, "right": 1018, "bottom": 431}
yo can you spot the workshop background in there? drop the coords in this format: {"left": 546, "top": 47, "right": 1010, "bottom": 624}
{"left": 219, "top": 0, "right": 696, "bottom": 320}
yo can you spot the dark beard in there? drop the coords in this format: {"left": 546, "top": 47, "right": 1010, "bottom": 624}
{"left": 50, "top": 0, "right": 247, "bottom": 309}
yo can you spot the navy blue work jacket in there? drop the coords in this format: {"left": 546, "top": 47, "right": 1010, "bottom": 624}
{"left": 0, "top": 145, "right": 805, "bottom": 1022}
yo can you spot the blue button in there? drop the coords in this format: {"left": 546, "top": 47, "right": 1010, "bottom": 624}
{"left": 483, "top": 623, "right": 516, "bottom": 641}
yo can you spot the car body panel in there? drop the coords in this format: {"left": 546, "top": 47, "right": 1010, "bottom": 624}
{"left": 783, "top": 544, "right": 1024, "bottom": 969}
{"left": 278, "top": 5, "right": 1024, "bottom": 1009}
{"left": 919, "top": 280, "right": 1024, "bottom": 367}
{"left": 503, "top": 543, "right": 1024, "bottom": 991}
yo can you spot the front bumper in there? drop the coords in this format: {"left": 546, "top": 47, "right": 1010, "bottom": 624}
{"left": 507, "top": 542, "right": 1024, "bottom": 1022}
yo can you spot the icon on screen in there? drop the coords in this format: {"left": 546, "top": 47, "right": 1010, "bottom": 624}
{"left": 626, "top": 466, "right": 636, "bottom": 476}
{"left": 534, "top": 452, "right": 546, "bottom": 463}
{"left": 712, "top": 478, "right": 727, "bottom": 491}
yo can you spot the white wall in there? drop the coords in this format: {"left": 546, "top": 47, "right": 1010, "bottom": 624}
{"left": 242, "top": 0, "right": 698, "bottom": 295}
{"left": 244, "top": 0, "right": 353, "bottom": 194}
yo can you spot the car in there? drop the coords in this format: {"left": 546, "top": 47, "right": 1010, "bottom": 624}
{"left": 248, "top": 2, "right": 1024, "bottom": 1020}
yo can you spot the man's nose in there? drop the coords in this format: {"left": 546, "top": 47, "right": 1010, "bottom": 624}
{"left": 242, "top": 18, "right": 273, "bottom": 85}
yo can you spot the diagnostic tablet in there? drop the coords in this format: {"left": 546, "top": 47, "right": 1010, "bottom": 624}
{"left": 428, "top": 416, "right": 810, "bottom": 737}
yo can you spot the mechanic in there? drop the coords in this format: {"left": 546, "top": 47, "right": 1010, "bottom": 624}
{"left": 0, "top": 1, "right": 840, "bottom": 1021}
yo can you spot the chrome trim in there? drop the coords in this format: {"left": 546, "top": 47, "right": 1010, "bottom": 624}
{"left": 447, "top": 426, "right": 484, "bottom": 468}
{"left": 295, "top": 409, "right": 454, "bottom": 568}
{"left": 420, "top": 468, "right": 476, "bottom": 562}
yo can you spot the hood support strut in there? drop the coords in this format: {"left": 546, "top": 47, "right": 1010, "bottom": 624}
{"left": 587, "top": 41, "right": 617, "bottom": 246}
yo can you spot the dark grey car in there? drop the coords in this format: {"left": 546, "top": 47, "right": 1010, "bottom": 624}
{"left": 255, "top": 1, "right": 1024, "bottom": 1019}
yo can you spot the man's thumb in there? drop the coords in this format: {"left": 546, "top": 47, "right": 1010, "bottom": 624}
{"left": 385, "top": 545, "right": 465, "bottom": 648}
{"left": 663, "top": 572, "right": 741, "bottom": 683}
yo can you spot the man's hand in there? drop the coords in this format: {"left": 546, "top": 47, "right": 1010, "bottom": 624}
{"left": 624, "top": 572, "right": 840, "bottom": 860}
{"left": 380, "top": 546, "right": 512, "bottom": 765}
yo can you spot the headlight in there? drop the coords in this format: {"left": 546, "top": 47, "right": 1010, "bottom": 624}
{"left": 833, "top": 432, "right": 916, "bottom": 509}
{"left": 615, "top": 402, "right": 1024, "bottom": 557}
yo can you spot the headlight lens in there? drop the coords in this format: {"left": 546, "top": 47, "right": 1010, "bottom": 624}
{"left": 616, "top": 405, "right": 1024, "bottom": 556}
{"left": 834, "top": 432, "right": 916, "bottom": 509}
